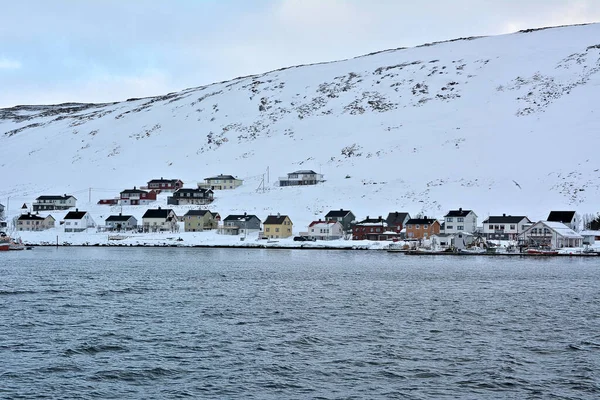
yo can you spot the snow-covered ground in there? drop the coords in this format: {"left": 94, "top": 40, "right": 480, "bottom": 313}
{"left": 1, "top": 24, "right": 600, "bottom": 247}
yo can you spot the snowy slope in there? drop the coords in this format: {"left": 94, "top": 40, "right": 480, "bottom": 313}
{"left": 1, "top": 24, "right": 600, "bottom": 233}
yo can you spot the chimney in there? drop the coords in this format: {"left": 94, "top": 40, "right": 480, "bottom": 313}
{"left": 119, "top": 213, "right": 122, "bottom": 216}
{"left": 75, "top": 208, "right": 79, "bottom": 212}
{"left": 134, "top": 186, "right": 136, "bottom": 190}
{"left": 277, "top": 212, "right": 280, "bottom": 218}
{"left": 244, "top": 212, "right": 247, "bottom": 216}
{"left": 340, "top": 208, "right": 343, "bottom": 211}
{"left": 503, "top": 213, "right": 506, "bottom": 217}
{"left": 459, "top": 207, "right": 463, "bottom": 212}
{"left": 158, "top": 206, "right": 161, "bottom": 210}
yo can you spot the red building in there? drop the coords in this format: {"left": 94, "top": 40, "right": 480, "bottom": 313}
{"left": 352, "top": 216, "right": 396, "bottom": 241}
{"left": 120, "top": 187, "right": 157, "bottom": 205}
{"left": 146, "top": 178, "right": 184, "bottom": 192}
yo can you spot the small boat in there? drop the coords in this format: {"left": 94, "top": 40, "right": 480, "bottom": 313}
{"left": 9, "top": 237, "right": 25, "bottom": 251}
{"left": 0, "top": 233, "right": 11, "bottom": 251}
{"left": 526, "top": 248, "right": 558, "bottom": 255}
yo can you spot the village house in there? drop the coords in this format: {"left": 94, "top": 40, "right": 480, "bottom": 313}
{"left": 146, "top": 178, "right": 184, "bottom": 192}
{"left": 63, "top": 209, "right": 95, "bottom": 233}
{"left": 482, "top": 214, "right": 532, "bottom": 240}
{"left": 167, "top": 188, "right": 214, "bottom": 205}
{"left": 580, "top": 230, "right": 600, "bottom": 245}
{"left": 546, "top": 211, "right": 579, "bottom": 231}
{"left": 324, "top": 209, "right": 356, "bottom": 233}
{"left": 120, "top": 187, "right": 157, "bottom": 206}
{"left": 16, "top": 213, "right": 55, "bottom": 231}
{"left": 276, "top": 170, "right": 324, "bottom": 187}
{"left": 352, "top": 216, "right": 392, "bottom": 241}
{"left": 33, "top": 195, "right": 77, "bottom": 211}
{"left": 105, "top": 214, "right": 138, "bottom": 231}
{"left": 518, "top": 221, "right": 583, "bottom": 248}
{"left": 197, "top": 174, "right": 243, "bottom": 190}
{"left": 443, "top": 208, "right": 478, "bottom": 234}
{"left": 386, "top": 211, "right": 411, "bottom": 233}
{"left": 220, "top": 213, "right": 261, "bottom": 236}
{"left": 308, "top": 220, "right": 344, "bottom": 240}
{"left": 183, "top": 210, "right": 219, "bottom": 232}
{"left": 405, "top": 217, "right": 441, "bottom": 239}
{"left": 0, "top": 203, "right": 5, "bottom": 228}
{"left": 142, "top": 207, "right": 179, "bottom": 232}
{"left": 263, "top": 214, "right": 293, "bottom": 239}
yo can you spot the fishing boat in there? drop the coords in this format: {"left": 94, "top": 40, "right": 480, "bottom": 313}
{"left": 9, "top": 237, "right": 25, "bottom": 251}
{"left": 0, "top": 232, "right": 11, "bottom": 251}
{"left": 526, "top": 248, "right": 558, "bottom": 256}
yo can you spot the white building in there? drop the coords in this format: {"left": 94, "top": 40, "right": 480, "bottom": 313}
{"left": 443, "top": 208, "right": 478, "bottom": 234}
{"left": 276, "top": 170, "right": 324, "bottom": 187}
{"left": 518, "top": 221, "right": 583, "bottom": 249}
{"left": 63, "top": 210, "right": 95, "bottom": 232}
{"left": 482, "top": 214, "right": 531, "bottom": 240}
{"left": 308, "top": 220, "right": 344, "bottom": 240}
{"left": 33, "top": 195, "right": 77, "bottom": 211}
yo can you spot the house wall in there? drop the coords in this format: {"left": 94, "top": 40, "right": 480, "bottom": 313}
{"left": 520, "top": 222, "right": 583, "bottom": 248}
{"left": 143, "top": 212, "right": 178, "bottom": 232}
{"left": 64, "top": 214, "right": 95, "bottom": 232}
{"left": 198, "top": 178, "right": 242, "bottom": 190}
{"left": 106, "top": 218, "right": 137, "bottom": 231}
{"left": 444, "top": 213, "right": 477, "bottom": 234}
{"left": 184, "top": 214, "right": 217, "bottom": 232}
{"left": 33, "top": 197, "right": 76, "bottom": 211}
{"left": 406, "top": 222, "right": 441, "bottom": 239}
{"left": 309, "top": 222, "right": 344, "bottom": 240}
{"left": 264, "top": 217, "right": 293, "bottom": 239}
{"left": 483, "top": 218, "right": 529, "bottom": 240}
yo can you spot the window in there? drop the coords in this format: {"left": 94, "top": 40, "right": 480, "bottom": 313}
{"left": 447, "top": 217, "right": 453, "bottom": 222}
{"left": 266, "top": 227, "right": 270, "bottom": 232}
{"left": 447, "top": 225, "right": 453, "bottom": 230}
{"left": 423, "top": 225, "right": 428, "bottom": 229}
{"left": 457, "top": 226, "right": 464, "bottom": 230}
{"left": 415, "top": 225, "right": 420, "bottom": 229}
{"left": 457, "top": 217, "right": 464, "bottom": 222}
{"left": 510, "top": 225, "right": 515, "bottom": 230}
{"left": 406, "top": 225, "right": 412, "bottom": 229}
{"left": 500, "top": 225, "right": 505, "bottom": 230}
{"left": 275, "top": 228, "right": 280, "bottom": 232}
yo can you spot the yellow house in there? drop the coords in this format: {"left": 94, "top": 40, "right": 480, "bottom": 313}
{"left": 263, "top": 214, "right": 293, "bottom": 239}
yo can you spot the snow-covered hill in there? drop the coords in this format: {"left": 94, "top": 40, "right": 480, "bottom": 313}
{"left": 1, "top": 24, "right": 600, "bottom": 231}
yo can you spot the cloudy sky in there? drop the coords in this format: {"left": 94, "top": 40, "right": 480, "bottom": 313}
{"left": 1, "top": 0, "right": 598, "bottom": 108}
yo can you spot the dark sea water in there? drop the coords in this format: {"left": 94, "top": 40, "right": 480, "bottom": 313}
{"left": 1, "top": 247, "right": 599, "bottom": 399}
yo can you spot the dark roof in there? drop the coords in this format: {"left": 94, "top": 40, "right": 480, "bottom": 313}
{"left": 224, "top": 214, "right": 258, "bottom": 222}
{"left": 444, "top": 209, "right": 473, "bottom": 217}
{"left": 264, "top": 215, "right": 290, "bottom": 225}
{"left": 291, "top": 170, "right": 316, "bottom": 174}
{"left": 148, "top": 178, "right": 181, "bottom": 184}
{"left": 142, "top": 208, "right": 175, "bottom": 219}
{"left": 483, "top": 215, "right": 529, "bottom": 224}
{"left": 120, "top": 188, "right": 148, "bottom": 194}
{"left": 357, "top": 217, "right": 385, "bottom": 224}
{"left": 18, "top": 213, "right": 46, "bottom": 221}
{"left": 205, "top": 174, "right": 237, "bottom": 180}
{"left": 105, "top": 215, "right": 135, "bottom": 222}
{"left": 176, "top": 188, "right": 211, "bottom": 193}
{"left": 386, "top": 212, "right": 410, "bottom": 225}
{"left": 547, "top": 211, "right": 576, "bottom": 223}
{"left": 325, "top": 209, "right": 353, "bottom": 218}
{"left": 184, "top": 210, "right": 213, "bottom": 217}
{"left": 64, "top": 211, "right": 87, "bottom": 220}
{"left": 36, "top": 195, "right": 76, "bottom": 200}
{"left": 406, "top": 218, "right": 438, "bottom": 225}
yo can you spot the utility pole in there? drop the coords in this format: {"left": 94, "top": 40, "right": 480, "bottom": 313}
{"left": 267, "top": 166, "right": 269, "bottom": 184}
{"left": 89, "top": 188, "right": 92, "bottom": 203}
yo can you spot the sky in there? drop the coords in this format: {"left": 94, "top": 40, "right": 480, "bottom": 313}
{"left": 1, "top": 0, "right": 599, "bottom": 108}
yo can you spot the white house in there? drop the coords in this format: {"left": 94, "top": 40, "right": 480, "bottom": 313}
{"left": 443, "top": 208, "right": 478, "bottom": 234}
{"left": 105, "top": 214, "right": 138, "bottom": 231}
{"left": 308, "top": 220, "right": 344, "bottom": 240}
{"left": 580, "top": 230, "right": 600, "bottom": 245}
{"left": 482, "top": 214, "right": 531, "bottom": 240}
{"left": 142, "top": 208, "right": 179, "bottom": 232}
{"left": 546, "top": 211, "right": 579, "bottom": 231}
{"left": 276, "top": 170, "right": 324, "bottom": 187}
{"left": 63, "top": 210, "right": 95, "bottom": 232}
{"left": 518, "top": 221, "right": 583, "bottom": 249}
{"left": 33, "top": 195, "right": 77, "bottom": 211}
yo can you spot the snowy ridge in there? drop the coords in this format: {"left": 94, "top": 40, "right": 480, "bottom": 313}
{"left": 1, "top": 24, "right": 600, "bottom": 235}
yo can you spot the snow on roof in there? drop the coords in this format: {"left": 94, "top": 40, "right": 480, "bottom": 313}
{"left": 540, "top": 221, "right": 583, "bottom": 238}
{"left": 580, "top": 230, "right": 600, "bottom": 236}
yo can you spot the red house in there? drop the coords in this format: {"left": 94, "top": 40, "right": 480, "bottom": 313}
{"left": 352, "top": 216, "right": 394, "bottom": 241}
{"left": 120, "top": 187, "right": 157, "bottom": 205}
{"left": 146, "top": 178, "right": 184, "bottom": 192}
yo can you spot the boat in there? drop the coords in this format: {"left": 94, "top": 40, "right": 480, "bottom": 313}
{"left": 0, "top": 232, "right": 11, "bottom": 251}
{"left": 9, "top": 237, "right": 25, "bottom": 251}
{"left": 526, "top": 248, "right": 559, "bottom": 255}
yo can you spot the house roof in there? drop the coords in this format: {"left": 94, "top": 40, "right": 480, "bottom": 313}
{"left": 483, "top": 215, "right": 529, "bottom": 224}
{"left": 406, "top": 218, "right": 438, "bottom": 225}
{"left": 105, "top": 214, "right": 135, "bottom": 222}
{"left": 36, "top": 195, "right": 76, "bottom": 201}
{"left": 580, "top": 230, "right": 600, "bottom": 236}
{"left": 142, "top": 208, "right": 175, "bottom": 219}
{"left": 120, "top": 188, "right": 148, "bottom": 194}
{"left": 264, "top": 215, "right": 290, "bottom": 225}
{"left": 529, "top": 221, "right": 583, "bottom": 239}
{"left": 205, "top": 174, "right": 237, "bottom": 180}
{"left": 325, "top": 209, "right": 353, "bottom": 218}
{"left": 357, "top": 217, "right": 387, "bottom": 226}
{"left": 309, "top": 220, "right": 341, "bottom": 227}
{"left": 291, "top": 170, "right": 316, "bottom": 174}
{"left": 64, "top": 211, "right": 87, "bottom": 220}
{"left": 148, "top": 178, "right": 182, "bottom": 184}
{"left": 176, "top": 188, "right": 211, "bottom": 194}
{"left": 18, "top": 213, "right": 46, "bottom": 221}
{"left": 386, "top": 212, "right": 410, "bottom": 225}
{"left": 547, "top": 211, "right": 576, "bottom": 223}
{"left": 184, "top": 210, "right": 213, "bottom": 217}
{"left": 444, "top": 209, "right": 474, "bottom": 217}
{"left": 223, "top": 214, "right": 258, "bottom": 222}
